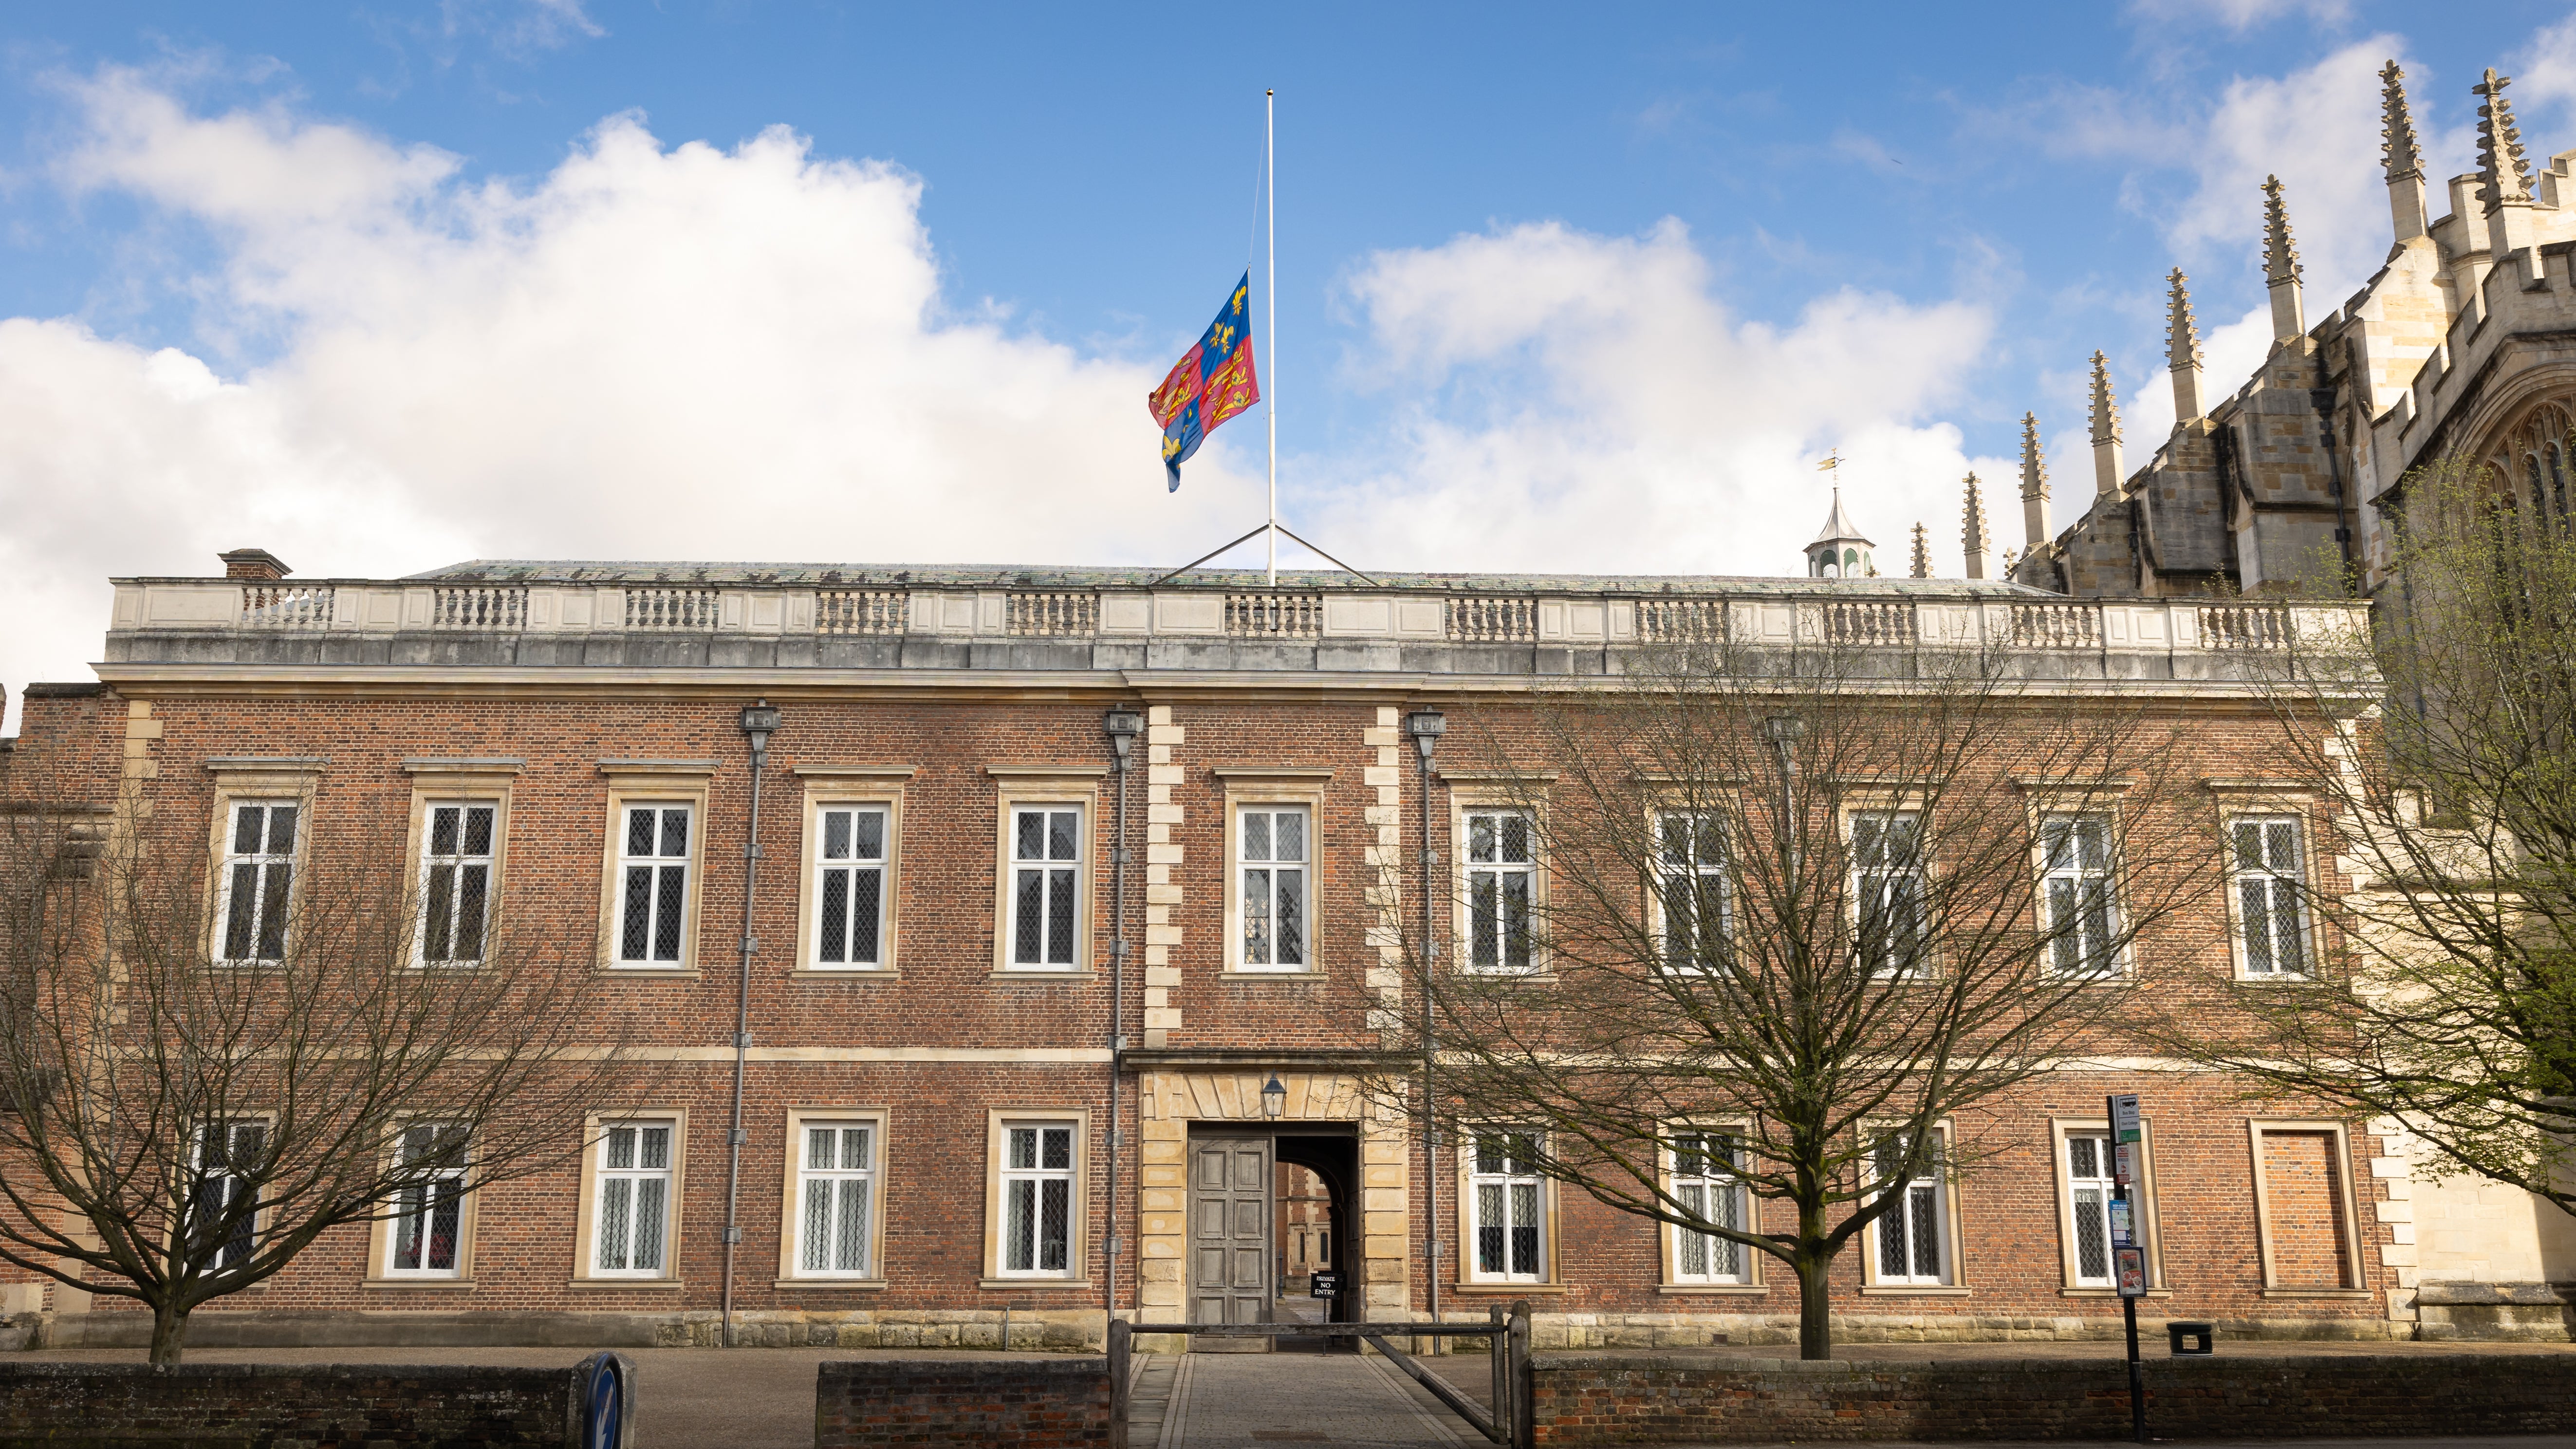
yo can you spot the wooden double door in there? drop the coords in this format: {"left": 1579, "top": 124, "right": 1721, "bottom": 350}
{"left": 1188, "top": 1136, "right": 1273, "bottom": 1328}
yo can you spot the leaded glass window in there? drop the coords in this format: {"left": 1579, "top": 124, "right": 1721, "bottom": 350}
{"left": 815, "top": 806, "right": 889, "bottom": 968}
{"left": 615, "top": 805, "right": 692, "bottom": 966}
{"left": 1239, "top": 806, "right": 1309, "bottom": 970}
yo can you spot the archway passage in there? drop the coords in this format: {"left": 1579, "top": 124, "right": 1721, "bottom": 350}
{"left": 1271, "top": 1129, "right": 1358, "bottom": 1353}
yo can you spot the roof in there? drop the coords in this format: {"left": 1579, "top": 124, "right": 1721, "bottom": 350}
{"left": 398, "top": 559, "right": 2048, "bottom": 597}
{"left": 1809, "top": 489, "right": 1872, "bottom": 549}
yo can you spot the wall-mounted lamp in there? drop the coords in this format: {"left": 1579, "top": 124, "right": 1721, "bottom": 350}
{"left": 740, "top": 701, "right": 783, "bottom": 758}
{"left": 1103, "top": 708, "right": 1144, "bottom": 760}
{"left": 1404, "top": 710, "right": 1446, "bottom": 762}
{"left": 1260, "top": 1073, "right": 1287, "bottom": 1120}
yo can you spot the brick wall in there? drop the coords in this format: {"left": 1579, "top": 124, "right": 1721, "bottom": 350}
{"left": 814, "top": 1356, "right": 1110, "bottom": 1447}
{"left": 0, "top": 683, "right": 2409, "bottom": 1344}
{"left": 1526, "top": 1351, "right": 2576, "bottom": 1443}
{"left": 0, "top": 1360, "right": 586, "bottom": 1446}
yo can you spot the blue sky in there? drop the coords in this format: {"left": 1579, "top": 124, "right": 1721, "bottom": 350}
{"left": 4, "top": 1, "right": 2576, "bottom": 711}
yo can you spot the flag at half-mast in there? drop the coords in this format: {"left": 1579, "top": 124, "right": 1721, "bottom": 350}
{"left": 1148, "top": 274, "right": 1260, "bottom": 491}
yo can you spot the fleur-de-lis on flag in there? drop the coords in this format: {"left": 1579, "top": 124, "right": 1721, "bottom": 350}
{"left": 1147, "top": 273, "right": 1261, "bottom": 492}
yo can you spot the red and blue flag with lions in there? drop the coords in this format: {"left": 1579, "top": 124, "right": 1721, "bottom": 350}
{"left": 1148, "top": 274, "right": 1260, "bottom": 491}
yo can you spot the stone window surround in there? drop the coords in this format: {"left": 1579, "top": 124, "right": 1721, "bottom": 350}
{"left": 1214, "top": 767, "right": 1334, "bottom": 978}
{"left": 1857, "top": 1118, "right": 1968, "bottom": 1296}
{"left": 190, "top": 1112, "right": 275, "bottom": 1280}
{"left": 593, "top": 761, "right": 717, "bottom": 978}
{"left": 2215, "top": 792, "right": 2321, "bottom": 983}
{"left": 1644, "top": 797, "right": 1738, "bottom": 976}
{"left": 1453, "top": 1123, "right": 1563, "bottom": 1293}
{"left": 2046, "top": 1114, "right": 2169, "bottom": 1297}
{"left": 397, "top": 759, "right": 523, "bottom": 972}
{"left": 773, "top": 1104, "right": 892, "bottom": 1288}
{"left": 1443, "top": 777, "right": 1552, "bottom": 978}
{"left": 1658, "top": 1121, "right": 1766, "bottom": 1295}
{"left": 567, "top": 1108, "right": 690, "bottom": 1289}
{"left": 2245, "top": 1117, "right": 2372, "bottom": 1298}
{"left": 1838, "top": 789, "right": 1933, "bottom": 981}
{"left": 2016, "top": 786, "right": 2135, "bottom": 980}
{"left": 978, "top": 1106, "right": 1093, "bottom": 1289}
{"left": 362, "top": 1115, "right": 480, "bottom": 1290}
{"left": 985, "top": 766, "right": 1108, "bottom": 977}
{"left": 201, "top": 758, "right": 324, "bottom": 967}
{"left": 790, "top": 766, "right": 915, "bottom": 976}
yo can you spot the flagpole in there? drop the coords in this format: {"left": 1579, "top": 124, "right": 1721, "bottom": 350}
{"left": 1265, "top": 87, "right": 1278, "bottom": 588}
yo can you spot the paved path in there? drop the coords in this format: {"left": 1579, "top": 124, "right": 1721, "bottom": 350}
{"left": 1158, "top": 1350, "right": 1472, "bottom": 1448}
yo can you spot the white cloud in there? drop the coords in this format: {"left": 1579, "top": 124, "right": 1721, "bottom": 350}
{"left": 0, "top": 70, "right": 1260, "bottom": 724}
{"left": 2162, "top": 37, "right": 2422, "bottom": 307}
{"left": 2511, "top": 15, "right": 2576, "bottom": 130}
{"left": 0, "top": 73, "right": 2011, "bottom": 731}
{"left": 1309, "top": 220, "right": 1998, "bottom": 579}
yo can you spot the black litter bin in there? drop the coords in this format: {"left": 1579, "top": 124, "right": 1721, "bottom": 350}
{"left": 2166, "top": 1320, "right": 2214, "bottom": 1356}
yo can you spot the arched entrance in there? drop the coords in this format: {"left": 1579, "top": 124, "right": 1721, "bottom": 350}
{"left": 1272, "top": 1130, "right": 1357, "bottom": 1352}
{"left": 1185, "top": 1122, "right": 1357, "bottom": 1352}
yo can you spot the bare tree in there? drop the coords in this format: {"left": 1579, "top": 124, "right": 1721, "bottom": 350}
{"left": 2165, "top": 457, "right": 2576, "bottom": 1217}
{"left": 0, "top": 791, "right": 645, "bottom": 1364}
{"left": 1374, "top": 629, "right": 2227, "bottom": 1358}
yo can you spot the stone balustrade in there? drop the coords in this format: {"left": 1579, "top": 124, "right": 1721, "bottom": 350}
{"left": 100, "top": 573, "right": 2374, "bottom": 684}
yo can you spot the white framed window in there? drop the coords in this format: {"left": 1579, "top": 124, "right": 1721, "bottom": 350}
{"left": 219, "top": 801, "right": 298, "bottom": 963}
{"left": 1671, "top": 1132, "right": 1751, "bottom": 1284}
{"left": 1008, "top": 808, "right": 1083, "bottom": 970}
{"left": 1464, "top": 810, "right": 1537, "bottom": 973}
{"left": 796, "top": 1122, "right": 877, "bottom": 1277}
{"left": 1850, "top": 811, "right": 1926, "bottom": 977}
{"left": 191, "top": 1120, "right": 266, "bottom": 1270}
{"left": 2231, "top": 816, "right": 2308, "bottom": 975}
{"left": 813, "top": 806, "right": 889, "bottom": 968}
{"left": 1467, "top": 1130, "right": 1546, "bottom": 1282}
{"left": 1237, "top": 805, "right": 1310, "bottom": 971}
{"left": 420, "top": 803, "right": 496, "bottom": 967}
{"left": 592, "top": 1121, "right": 675, "bottom": 1277}
{"left": 614, "top": 804, "right": 693, "bottom": 966}
{"left": 1869, "top": 1130, "right": 1948, "bottom": 1285}
{"left": 386, "top": 1123, "right": 468, "bottom": 1278}
{"left": 998, "top": 1122, "right": 1076, "bottom": 1276}
{"left": 1657, "top": 811, "right": 1730, "bottom": 972}
{"left": 2064, "top": 1131, "right": 2115, "bottom": 1289}
{"left": 2039, "top": 812, "right": 2118, "bottom": 976}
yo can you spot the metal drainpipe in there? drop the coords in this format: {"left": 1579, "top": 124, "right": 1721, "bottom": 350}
{"left": 1103, "top": 707, "right": 1141, "bottom": 1323}
{"left": 1412, "top": 720, "right": 1443, "bottom": 1323}
{"left": 721, "top": 701, "right": 779, "bottom": 1345}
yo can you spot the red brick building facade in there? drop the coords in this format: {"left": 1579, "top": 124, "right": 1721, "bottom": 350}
{"left": 0, "top": 558, "right": 2414, "bottom": 1349}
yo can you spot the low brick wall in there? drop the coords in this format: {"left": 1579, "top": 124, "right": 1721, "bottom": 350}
{"left": 0, "top": 1360, "right": 592, "bottom": 1448}
{"left": 815, "top": 1356, "right": 1110, "bottom": 1448}
{"left": 1528, "top": 1351, "right": 2576, "bottom": 1444}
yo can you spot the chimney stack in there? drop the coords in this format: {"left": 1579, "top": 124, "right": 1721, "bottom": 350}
{"left": 2381, "top": 61, "right": 2429, "bottom": 243}
{"left": 220, "top": 548, "right": 292, "bottom": 581}
{"left": 2263, "top": 176, "right": 2306, "bottom": 343}
{"left": 2088, "top": 352, "right": 2125, "bottom": 495}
